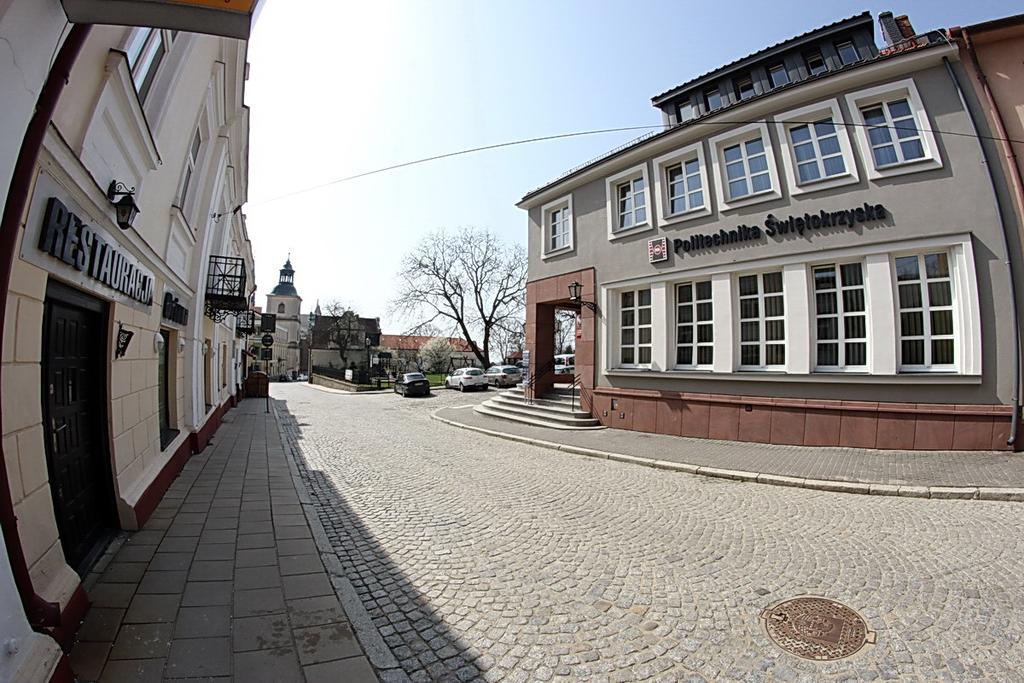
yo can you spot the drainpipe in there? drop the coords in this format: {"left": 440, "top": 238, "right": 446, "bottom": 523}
{"left": 941, "top": 51, "right": 1022, "bottom": 447}
{"left": 0, "top": 24, "right": 92, "bottom": 629}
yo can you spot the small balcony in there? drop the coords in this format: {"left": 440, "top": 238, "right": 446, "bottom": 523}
{"left": 204, "top": 255, "right": 248, "bottom": 322}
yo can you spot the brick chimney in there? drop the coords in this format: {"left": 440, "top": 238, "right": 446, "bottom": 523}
{"left": 878, "top": 11, "right": 902, "bottom": 46}
{"left": 894, "top": 14, "right": 916, "bottom": 39}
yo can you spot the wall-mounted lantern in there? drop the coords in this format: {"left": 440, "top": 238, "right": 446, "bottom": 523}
{"left": 567, "top": 281, "right": 598, "bottom": 312}
{"left": 154, "top": 331, "right": 166, "bottom": 354}
{"left": 107, "top": 181, "right": 141, "bottom": 231}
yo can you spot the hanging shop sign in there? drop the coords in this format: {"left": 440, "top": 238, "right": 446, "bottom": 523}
{"left": 60, "top": 0, "right": 266, "bottom": 40}
{"left": 162, "top": 291, "right": 189, "bottom": 326}
{"left": 115, "top": 323, "right": 135, "bottom": 359}
{"left": 671, "top": 202, "right": 889, "bottom": 259}
{"left": 32, "top": 195, "right": 155, "bottom": 307}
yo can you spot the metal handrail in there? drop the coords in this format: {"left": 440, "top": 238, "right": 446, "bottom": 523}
{"left": 524, "top": 359, "right": 555, "bottom": 405}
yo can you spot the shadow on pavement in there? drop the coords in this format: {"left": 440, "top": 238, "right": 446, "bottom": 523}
{"left": 274, "top": 398, "right": 483, "bottom": 682}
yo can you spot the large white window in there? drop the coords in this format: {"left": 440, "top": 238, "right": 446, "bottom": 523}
{"left": 813, "top": 263, "right": 867, "bottom": 370}
{"left": 540, "top": 194, "right": 573, "bottom": 258}
{"left": 861, "top": 99, "right": 925, "bottom": 167}
{"left": 126, "top": 28, "right": 174, "bottom": 103}
{"left": 775, "top": 99, "right": 858, "bottom": 195}
{"left": 616, "top": 177, "right": 647, "bottom": 230}
{"left": 676, "top": 281, "right": 713, "bottom": 368}
{"left": 896, "top": 252, "right": 956, "bottom": 371}
{"left": 790, "top": 118, "right": 845, "bottom": 183}
{"left": 653, "top": 142, "right": 710, "bottom": 225}
{"left": 723, "top": 137, "right": 770, "bottom": 200}
{"left": 605, "top": 164, "right": 653, "bottom": 239}
{"left": 619, "top": 289, "right": 652, "bottom": 367}
{"left": 846, "top": 79, "right": 941, "bottom": 179}
{"left": 738, "top": 272, "right": 785, "bottom": 369}
{"left": 709, "top": 122, "right": 781, "bottom": 211}
{"left": 179, "top": 128, "right": 202, "bottom": 208}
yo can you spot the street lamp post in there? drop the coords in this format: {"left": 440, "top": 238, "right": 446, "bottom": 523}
{"left": 307, "top": 309, "right": 317, "bottom": 382}
{"left": 365, "top": 335, "right": 372, "bottom": 385}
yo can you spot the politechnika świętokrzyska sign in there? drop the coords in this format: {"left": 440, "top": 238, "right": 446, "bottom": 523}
{"left": 672, "top": 202, "right": 888, "bottom": 257}
{"left": 37, "top": 197, "right": 154, "bottom": 306}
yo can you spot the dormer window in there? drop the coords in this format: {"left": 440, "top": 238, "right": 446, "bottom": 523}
{"left": 768, "top": 64, "right": 790, "bottom": 89}
{"left": 704, "top": 87, "right": 723, "bottom": 112}
{"left": 835, "top": 41, "right": 859, "bottom": 66}
{"left": 805, "top": 50, "right": 827, "bottom": 76}
{"left": 735, "top": 76, "right": 755, "bottom": 101}
{"left": 677, "top": 101, "right": 696, "bottom": 123}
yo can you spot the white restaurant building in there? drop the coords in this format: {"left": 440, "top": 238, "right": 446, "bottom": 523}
{"left": 0, "top": 1, "right": 259, "bottom": 679}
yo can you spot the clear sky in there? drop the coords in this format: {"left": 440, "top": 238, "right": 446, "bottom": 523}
{"left": 243, "top": 0, "right": 1019, "bottom": 331}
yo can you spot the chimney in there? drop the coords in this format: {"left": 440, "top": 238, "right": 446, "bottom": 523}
{"left": 878, "top": 11, "right": 902, "bottom": 46}
{"left": 894, "top": 14, "right": 916, "bottom": 39}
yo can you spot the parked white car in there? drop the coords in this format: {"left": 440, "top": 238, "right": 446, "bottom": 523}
{"left": 444, "top": 367, "right": 489, "bottom": 391}
{"left": 484, "top": 365, "right": 523, "bottom": 387}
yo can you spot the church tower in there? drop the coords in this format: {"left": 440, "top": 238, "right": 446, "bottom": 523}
{"left": 265, "top": 257, "right": 303, "bottom": 377}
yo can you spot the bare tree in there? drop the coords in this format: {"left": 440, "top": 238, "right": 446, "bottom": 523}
{"left": 491, "top": 317, "right": 525, "bottom": 364}
{"left": 391, "top": 227, "right": 526, "bottom": 368}
{"left": 554, "top": 310, "right": 577, "bottom": 355}
{"left": 315, "top": 301, "right": 363, "bottom": 367}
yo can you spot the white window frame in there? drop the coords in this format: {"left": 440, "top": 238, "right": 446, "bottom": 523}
{"left": 616, "top": 288, "right": 653, "bottom": 368}
{"left": 605, "top": 163, "right": 653, "bottom": 240}
{"left": 708, "top": 121, "right": 782, "bottom": 212}
{"left": 178, "top": 127, "right": 202, "bottom": 208}
{"left": 811, "top": 260, "right": 869, "bottom": 372}
{"left": 652, "top": 142, "right": 712, "bottom": 226}
{"left": 540, "top": 194, "right": 574, "bottom": 259}
{"left": 774, "top": 99, "right": 859, "bottom": 196}
{"left": 125, "top": 28, "right": 175, "bottom": 103}
{"left": 835, "top": 40, "right": 859, "bottom": 66}
{"left": 893, "top": 251, "right": 959, "bottom": 372}
{"left": 597, "top": 233, "right": 981, "bottom": 381}
{"left": 736, "top": 271, "right": 786, "bottom": 371}
{"left": 674, "top": 280, "right": 714, "bottom": 369}
{"left": 768, "top": 63, "right": 790, "bottom": 89}
{"left": 844, "top": 78, "right": 942, "bottom": 180}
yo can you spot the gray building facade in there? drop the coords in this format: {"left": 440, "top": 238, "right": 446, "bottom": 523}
{"left": 520, "top": 12, "right": 1022, "bottom": 450}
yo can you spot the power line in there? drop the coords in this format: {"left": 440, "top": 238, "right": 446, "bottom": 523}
{"left": 249, "top": 118, "right": 1024, "bottom": 207}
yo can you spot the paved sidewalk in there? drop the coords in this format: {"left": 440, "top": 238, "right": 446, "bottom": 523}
{"left": 436, "top": 404, "right": 1024, "bottom": 497}
{"left": 68, "top": 400, "right": 379, "bottom": 682}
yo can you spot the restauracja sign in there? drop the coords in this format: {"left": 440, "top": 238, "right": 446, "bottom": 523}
{"left": 38, "top": 197, "right": 155, "bottom": 306}
{"left": 673, "top": 202, "right": 888, "bottom": 257}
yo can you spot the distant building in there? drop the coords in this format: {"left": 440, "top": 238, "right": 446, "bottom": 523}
{"left": 310, "top": 313, "right": 382, "bottom": 370}
{"left": 378, "top": 334, "right": 477, "bottom": 371}
{"left": 265, "top": 258, "right": 303, "bottom": 378}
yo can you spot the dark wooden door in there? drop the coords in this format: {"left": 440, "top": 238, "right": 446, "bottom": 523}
{"left": 43, "top": 297, "right": 112, "bottom": 572}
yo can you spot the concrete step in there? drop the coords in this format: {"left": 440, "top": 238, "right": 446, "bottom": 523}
{"left": 489, "top": 389, "right": 589, "bottom": 417}
{"left": 473, "top": 404, "right": 605, "bottom": 431}
{"left": 506, "top": 387, "right": 583, "bottom": 406}
{"left": 489, "top": 394, "right": 593, "bottom": 419}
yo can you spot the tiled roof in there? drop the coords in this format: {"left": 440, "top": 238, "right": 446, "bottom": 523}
{"left": 379, "top": 334, "right": 474, "bottom": 353}
{"left": 650, "top": 12, "right": 872, "bottom": 104}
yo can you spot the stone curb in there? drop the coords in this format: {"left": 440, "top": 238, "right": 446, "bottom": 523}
{"left": 430, "top": 410, "right": 1024, "bottom": 503}
{"left": 271, "top": 401, "right": 408, "bottom": 682}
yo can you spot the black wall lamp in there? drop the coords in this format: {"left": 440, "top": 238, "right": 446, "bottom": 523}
{"left": 567, "top": 280, "right": 597, "bottom": 312}
{"left": 107, "top": 181, "right": 140, "bottom": 231}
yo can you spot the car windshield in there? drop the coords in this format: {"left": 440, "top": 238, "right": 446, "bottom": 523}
{"left": 502, "top": 366, "right": 520, "bottom": 372}
{"left": 465, "top": 369, "right": 483, "bottom": 376}
{"left": 403, "top": 373, "right": 425, "bottom": 380}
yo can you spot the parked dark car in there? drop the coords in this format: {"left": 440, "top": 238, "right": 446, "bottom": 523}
{"left": 395, "top": 372, "right": 431, "bottom": 397}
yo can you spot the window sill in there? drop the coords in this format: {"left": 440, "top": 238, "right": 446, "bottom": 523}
{"left": 608, "top": 223, "right": 654, "bottom": 241}
{"left": 604, "top": 368, "right": 982, "bottom": 384}
{"left": 659, "top": 205, "right": 712, "bottom": 227}
{"left": 718, "top": 187, "right": 782, "bottom": 213}
{"left": 867, "top": 155, "right": 941, "bottom": 181}
{"left": 541, "top": 245, "right": 574, "bottom": 260}
{"left": 789, "top": 171, "right": 859, "bottom": 196}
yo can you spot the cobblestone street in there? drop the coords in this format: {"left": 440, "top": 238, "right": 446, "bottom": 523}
{"left": 276, "top": 383, "right": 1024, "bottom": 682}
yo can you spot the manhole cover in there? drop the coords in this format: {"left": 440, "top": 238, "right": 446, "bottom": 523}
{"left": 760, "top": 596, "right": 875, "bottom": 661}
